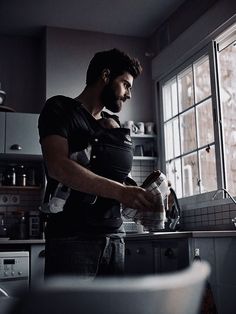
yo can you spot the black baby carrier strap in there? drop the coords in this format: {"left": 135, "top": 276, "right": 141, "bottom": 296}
{"left": 74, "top": 105, "right": 133, "bottom": 229}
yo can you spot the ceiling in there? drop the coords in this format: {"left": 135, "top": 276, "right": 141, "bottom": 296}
{"left": 0, "top": 0, "right": 186, "bottom": 38}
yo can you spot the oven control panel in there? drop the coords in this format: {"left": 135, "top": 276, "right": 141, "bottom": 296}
{"left": 0, "top": 251, "right": 29, "bottom": 280}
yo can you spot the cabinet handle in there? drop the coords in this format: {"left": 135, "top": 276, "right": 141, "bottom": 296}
{"left": 136, "top": 248, "right": 146, "bottom": 255}
{"left": 164, "top": 248, "right": 174, "bottom": 258}
{"left": 38, "top": 250, "right": 45, "bottom": 258}
{"left": 125, "top": 248, "right": 131, "bottom": 256}
{"left": 10, "top": 144, "right": 22, "bottom": 150}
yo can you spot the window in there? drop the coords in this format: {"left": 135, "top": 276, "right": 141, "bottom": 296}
{"left": 216, "top": 23, "right": 236, "bottom": 196}
{"left": 160, "top": 22, "right": 236, "bottom": 199}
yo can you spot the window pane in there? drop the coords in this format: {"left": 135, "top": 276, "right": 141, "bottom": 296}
{"left": 164, "top": 118, "right": 180, "bottom": 160}
{"left": 196, "top": 98, "right": 214, "bottom": 147}
{"left": 166, "top": 158, "right": 182, "bottom": 198}
{"left": 199, "top": 146, "right": 217, "bottom": 193}
{"left": 163, "top": 84, "right": 172, "bottom": 121}
{"left": 164, "top": 121, "right": 174, "bottom": 160}
{"left": 182, "top": 152, "right": 199, "bottom": 196}
{"left": 178, "top": 67, "right": 194, "bottom": 112}
{"left": 180, "top": 108, "right": 197, "bottom": 154}
{"left": 175, "top": 158, "right": 182, "bottom": 198}
{"left": 173, "top": 117, "right": 180, "bottom": 157}
{"left": 218, "top": 40, "right": 236, "bottom": 195}
{"left": 194, "top": 56, "right": 212, "bottom": 103}
{"left": 171, "top": 79, "right": 178, "bottom": 116}
{"left": 163, "top": 78, "right": 178, "bottom": 121}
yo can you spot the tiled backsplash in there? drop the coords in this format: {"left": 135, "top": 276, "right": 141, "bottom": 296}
{"left": 131, "top": 160, "right": 156, "bottom": 186}
{"left": 181, "top": 203, "right": 236, "bottom": 231}
{"left": 0, "top": 187, "right": 44, "bottom": 238}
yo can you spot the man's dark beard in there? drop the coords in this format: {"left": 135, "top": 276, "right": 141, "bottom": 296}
{"left": 101, "top": 83, "right": 122, "bottom": 113}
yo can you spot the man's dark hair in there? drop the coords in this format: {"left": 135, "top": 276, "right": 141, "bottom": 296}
{"left": 86, "top": 48, "right": 142, "bottom": 85}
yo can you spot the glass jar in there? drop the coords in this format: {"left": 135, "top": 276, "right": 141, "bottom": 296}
{"left": 16, "top": 165, "right": 27, "bottom": 186}
{"left": 3, "top": 166, "right": 16, "bottom": 186}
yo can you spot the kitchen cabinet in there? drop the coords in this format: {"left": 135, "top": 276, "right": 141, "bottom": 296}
{"left": 125, "top": 240, "right": 154, "bottom": 275}
{"left": 0, "top": 112, "right": 41, "bottom": 156}
{"left": 0, "top": 113, "right": 5, "bottom": 154}
{"left": 153, "top": 239, "right": 189, "bottom": 273}
{"left": 124, "top": 237, "right": 189, "bottom": 275}
{"left": 191, "top": 237, "right": 236, "bottom": 314}
{"left": 30, "top": 244, "right": 45, "bottom": 289}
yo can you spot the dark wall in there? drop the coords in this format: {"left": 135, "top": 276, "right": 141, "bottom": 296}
{"left": 149, "top": 0, "right": 218, "bottom": 55}
{"left": 0, "top": 35, "right": 45, "bottom": 113}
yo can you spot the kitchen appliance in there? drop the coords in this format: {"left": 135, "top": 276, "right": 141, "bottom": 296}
{"left": 0, "top": 251, "right": 29, "bottom": 297}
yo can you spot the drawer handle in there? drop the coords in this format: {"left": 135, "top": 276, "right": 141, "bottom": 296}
{"left": 10, "top": 144, "right": 22, "bottom": 150}
{"left": 136, "top": 248, "right": 146, "bottom": 255}
{"left": 38, "top": 250, "right": 45, "bottom": 258}
{"left": 164, "top": 248, "right": 174, "bottom": 258}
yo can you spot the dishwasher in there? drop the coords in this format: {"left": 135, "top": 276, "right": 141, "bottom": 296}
{"left": 0, "top": 251, "right": 29, "bottom": 297}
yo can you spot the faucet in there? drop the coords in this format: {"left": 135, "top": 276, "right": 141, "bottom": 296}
{"left": 167, "top": 188, "right": 181, "bottom": 231}
{"left": 212, "top": 188, "right": 236, "bottom": 226}
{"left": 212, "top": 188, "right": 236, "bottom": 205}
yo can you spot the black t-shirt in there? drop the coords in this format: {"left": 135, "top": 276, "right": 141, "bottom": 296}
{"left": 38, "top": 95, "right": 133, "bottom": 238}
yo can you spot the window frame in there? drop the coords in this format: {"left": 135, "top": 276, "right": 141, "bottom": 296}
{"left": 156, "top": 42, "right": 226, "bottom": 205}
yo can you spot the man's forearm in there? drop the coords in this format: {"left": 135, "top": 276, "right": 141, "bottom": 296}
{"left": 47, "top": 157, "right": 125, "bottom": 201}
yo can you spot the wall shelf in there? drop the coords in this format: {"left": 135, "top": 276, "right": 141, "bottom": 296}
{"left": 133, "top": 156, "right": 156, "bottom": 161}
{"left": 131, "top": 134, "right": 156, "bottom": 138}
{"left": 0, "top": 186, "right": 41, "bottom": 190}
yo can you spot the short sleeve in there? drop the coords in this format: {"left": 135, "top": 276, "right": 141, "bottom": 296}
{"left": 38, "top": 96, "right": 69, "bottom": 142}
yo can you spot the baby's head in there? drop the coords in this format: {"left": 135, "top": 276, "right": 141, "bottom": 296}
{"left": 98, "top": 117, "right": 120, "bottom": 129}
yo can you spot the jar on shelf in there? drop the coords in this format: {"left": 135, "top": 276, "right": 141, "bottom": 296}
{"left": 16, "top": 165, "right": 27, "bottom": 186}
{"left": 3, "top": 165, "right": 16, "bottom": 186}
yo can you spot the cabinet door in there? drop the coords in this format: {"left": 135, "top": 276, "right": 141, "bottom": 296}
{"left": 125, "top": 240, "right": 154, "bottom": 275}
{"left": 30, "top": 244, "right": 45, "bottom": 289}
{"left": 0, "top": 112, "right": 5, "bottom": 153}
{"left": 5, "top": 112, "right": 41, "bottom": 155}
{"left": 154, "top": 239, "right": 190, "bottom": 273}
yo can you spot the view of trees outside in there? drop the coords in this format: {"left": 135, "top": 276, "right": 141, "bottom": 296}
{"left": 162, "top": 23, "right": 236, "bottom": 199}
{"left": 218, "top": 39, "right": 236, "bottom": 195}
{"left": 163, "top": 55, "right": 216, "bottom": 198}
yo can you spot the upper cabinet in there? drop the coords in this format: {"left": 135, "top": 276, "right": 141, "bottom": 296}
{"left": 0, "top": 112, "right": 41, "bottom": 156}
{"left": 0, "top": 113, "right": 5, "bottom": 154}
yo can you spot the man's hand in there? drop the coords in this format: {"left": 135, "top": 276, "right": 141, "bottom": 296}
{"left": 118, "top": 185, "right": 157, "bottom": 212}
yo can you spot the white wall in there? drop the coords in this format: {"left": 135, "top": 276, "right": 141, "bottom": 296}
{"left": 45, "top": 27, "right": 154, "bottom": 123}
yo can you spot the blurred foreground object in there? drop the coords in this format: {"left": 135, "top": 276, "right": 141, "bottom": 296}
{"left": 9, "top": 261, "right": 210, "bottom": 314}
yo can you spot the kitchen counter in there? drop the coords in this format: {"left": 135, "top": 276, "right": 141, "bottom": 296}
{"left": 1, "top": 230, "right": 236, "bottom": 244}
{"left": 126, "top": 230, "right": 236, "bottom": 239}
{"left": 0, "top": 239, "right": 45, "bottom": 244}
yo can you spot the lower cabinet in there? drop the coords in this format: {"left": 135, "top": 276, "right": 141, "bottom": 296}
{"left": 30, "top": 244, "right": 45, "bottom": 289}
{"left": 125, "top": 240, "right": 154, "bottom": 275}
{"left": 190, "top": 237, "right": 236, "bottom": 314}
{"left": 124, "top": 237, "right": 190, "bottom": 275}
